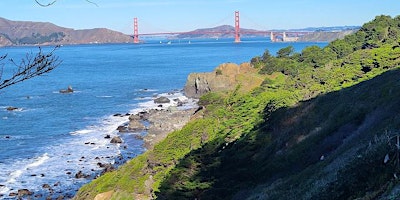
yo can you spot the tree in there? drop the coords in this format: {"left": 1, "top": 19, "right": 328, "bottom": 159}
{"left": 0, "top": 46, "right": 61, "bottom": 90}
{"left": 0, "top": 0, "right": 96, "bottom": 90}
{"left": 276, "top": 45, "right": 294, "bottom": 58}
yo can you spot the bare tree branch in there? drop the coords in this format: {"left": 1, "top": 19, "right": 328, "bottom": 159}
{"left": 34, "top": 0, "right": 57, "bottom": 7}
{"left": 0, "top": 46, "right": 61, "bottom": 90}
{"left": 35, "top": 0, "right": 98, "bottom": 7}
{"left": 85, "top": 0, "right": 99, "bottom": 7}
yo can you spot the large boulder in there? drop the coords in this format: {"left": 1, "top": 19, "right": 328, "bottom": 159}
{"left": 154, "top": 96, "right": 170, "bottom": 104}
{"left": 184, "top": 62, "right": 260, "bottom": 98}
{"left": 110, "top": 136, "right": 123, "bottom": 144}
{"left": 128, "top": 120, "right": 146, "bottom": 132}
{"left": 17, "top": 189, "right": 33, "bottom": 197}
{"left": 60, "top": 85, "right": 73, "bottom": 94}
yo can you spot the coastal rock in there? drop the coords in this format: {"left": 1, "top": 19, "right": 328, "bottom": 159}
{"left": 6, "top": 106, "right": 18, "bottom": 111}
{"left": 184, "top": 62, "right": 261, "bottom": 98}
{"left": 116, "top": 125, "right": 128, "bottom": 133}
{"left": 98, "top": 163, "right": 115, "bottom": 174}
{"left": 144, "top": 108, "right": 196, "bottom": 149}
{"left": 129, "top": 111, "right": 150, "bottom": 121}
{"left": 75, "top": 171, "right": 90, "bottom": 179}
{"left": 110, "top": 136, "right": 123, "bottom": 144}
{"left": 59, "top": 85, "right": 73, "bottom": 94}
{"left": 128, "top": 120, "right": 146, "bottom": 132}
{"left": 154, "top": 96, "right": 170, "bottom": 104}
{"left": 18, "top": 189, "right": 33, "bottom": 196}
{"left": 9, "top": 192, "right": 17, "bottom": 197}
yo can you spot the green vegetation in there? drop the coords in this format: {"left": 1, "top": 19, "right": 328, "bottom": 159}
{"left": 75, "top": 15, "right": 400, "bottom": 200}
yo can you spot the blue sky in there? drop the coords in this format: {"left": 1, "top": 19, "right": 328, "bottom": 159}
{"left": 0, "top": 0, "right": 399, "bottom": 34}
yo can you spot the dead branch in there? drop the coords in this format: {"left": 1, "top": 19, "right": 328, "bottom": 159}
{"left": 0, "top": 46, "right": 61, "bottom": 90}
{"left": 35, "top": 0, "right": 98, "bottom": 7}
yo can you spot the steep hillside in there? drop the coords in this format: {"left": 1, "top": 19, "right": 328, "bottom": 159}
{"left": 297, "top": 30, "right": 357, "bottom": 42}
{"left": 0, "top": 17, "right": 133, "bottom": 46}
{"left": 74, "top": 15, "right": 400, "bottom": 200}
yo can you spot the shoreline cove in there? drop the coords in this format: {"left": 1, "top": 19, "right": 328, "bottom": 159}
{"left": 0, "top": 91, "right": 198, "bottom": 200}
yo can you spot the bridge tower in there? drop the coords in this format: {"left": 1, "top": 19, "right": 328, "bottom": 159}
{"left": 270, "top": 32, "right": 274, "bottom": 42}
{"left": 283, "top": 32, "right": 287, "bottom": 42}
{"left": 234, "top": 11, "right": 240, "bottom": 43}
{"left": 133, "top": 17, "right": 139, "bottom": 44}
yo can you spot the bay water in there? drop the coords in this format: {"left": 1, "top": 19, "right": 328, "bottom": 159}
{"left": 0, "top": 38, "right": 327, "bottom": 198}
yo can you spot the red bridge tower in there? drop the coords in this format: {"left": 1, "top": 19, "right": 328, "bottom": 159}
{"left": 234, "top": 11, "right": 240, "bottom": 43}
{"left": 133, "top": 17, "right": 139, "bottom": 44}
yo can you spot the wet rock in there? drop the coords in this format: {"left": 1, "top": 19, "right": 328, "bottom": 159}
{"left": 54, "top": 182, "right": 60, "bottom": 187}
{"left": 75, "top": 171, "right": 90, "bottom": 179}
{"left": 110, "top": 136, "right": 123, "bottom": 143}
{"left": 18, "top": 189, "right": 33, "bottom": 196}
{"left": 9, "top": 192, "right": 17, "bottom": 197}
{"left": 104, "top": 135, "right": 111, "bottom": 139}
{"left": 116, "top": 125, "right": 128, "bottom": 133}
{"left": 4, "top": 136, "right": 10, "bottom": 139}
{"left": 59, "top": 85, "right": 73, "bottom": 94}
{"left": 113, "top": 113, "right": 122, "bottom": 117}
{"left": 174, "top": 98, "right": 184, "bottom": 106}
{"left": 6, "top": 106, "right": 18, "bottom": 111}
{"left": 154, "top": 96, "right": 170, "bottom": 104}
{"left": 35, "top": 194, "right": 43, "bottom": 198}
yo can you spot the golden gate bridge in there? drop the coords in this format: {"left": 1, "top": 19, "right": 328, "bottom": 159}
{"left": 132, "top": 11, "right": 315, "bottom": 44}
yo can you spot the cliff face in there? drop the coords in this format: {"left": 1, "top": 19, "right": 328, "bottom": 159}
{"left": 184, "top": 62, "right": 263, "bottom": 98}
{"left": 0, "top": 17, "right": 133, "bottom": 46}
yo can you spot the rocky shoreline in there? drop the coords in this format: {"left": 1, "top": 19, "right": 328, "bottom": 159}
{"left": 114, "top": 96, "right": 198, "bottom": 150}
{"left": 2, "top": 93, "right": 197, "bottom": 200}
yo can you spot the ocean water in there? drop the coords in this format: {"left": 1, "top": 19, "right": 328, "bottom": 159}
{"left": 0, "top": 38, "right": 327, "bottom": 199}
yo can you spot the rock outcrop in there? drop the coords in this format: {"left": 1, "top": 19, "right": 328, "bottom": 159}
{"left": 184, "top": 62, "right": 262, "bottom": 98}
{"left": 59, "top": 85, "right": 74, "bottom": 94}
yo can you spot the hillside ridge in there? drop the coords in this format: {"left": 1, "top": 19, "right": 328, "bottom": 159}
{"left": 0, "top": 17, "right": 133, "bottom": 46}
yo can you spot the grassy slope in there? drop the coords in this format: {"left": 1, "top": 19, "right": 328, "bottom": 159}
{"left": 159, "top": 69, "right": 400, "bottom": 200}
{"left": 75, "top": 15, "right": 400, "bottom": 199}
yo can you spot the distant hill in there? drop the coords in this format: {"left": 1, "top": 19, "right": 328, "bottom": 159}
{"left": 0, "top": 17, "right": 133, "bottom": 46}
{"left": 175, "top": 25, "right": 360, "bottom": 41}
{"left": 175, "top": 25, "right": 268, "bottom": 39}
{"left": 297, "top": 30, "right": 358, "bottom": 42}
